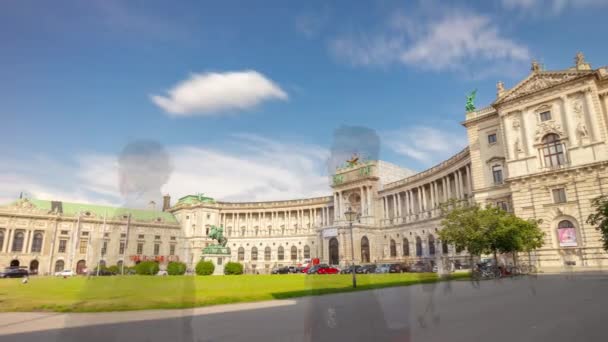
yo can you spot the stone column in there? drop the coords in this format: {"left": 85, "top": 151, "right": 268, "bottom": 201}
{"left": 466, "top": 165, "right": 472, "bottom": 196}
{"left": 584, "top": 88, "right": 600, "bottom": 141}
{"left": 447, "top": 175, "right": 452, "bottom": 199}
{"left": 442, "top": 178, "right": 447, "bottom": 202}
{"left": 367, "top": 186, "right": 373, "bottom": 217}
{"left": 3, "top": 229, "right": 11, "bottom": 252}
{"left": 417, "top": 188, "right": 422, "bottom": 213}
{"left": 430, "top": 182, "right": 435, "bottom": 209}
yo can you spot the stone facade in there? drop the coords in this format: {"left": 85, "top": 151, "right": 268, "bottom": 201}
{"left": 2, "top": 53, "right": 607, "bottom": 274}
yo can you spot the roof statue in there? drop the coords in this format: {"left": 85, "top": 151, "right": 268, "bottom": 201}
{"left": 496, "top": 81, "right": 505, "bottom": 97}
{"left": 465, "top": 89, "right": 477, "bottom": 113}
{"left": 346, "top": 153, "right": 360, "bottom": 167}
{"left": 574, "top": 51, "right": 591, "bottom": 70}
{"left": 531, "top": 59, "right": 541, "bottom": 72}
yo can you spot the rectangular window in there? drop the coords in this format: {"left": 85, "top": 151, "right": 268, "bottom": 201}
{"left": 103, "top": 233, "right": 109, "bottom": 238}
{"left": 492, "top": 166, "right": 503, "bottom": 185}
{"left": 170, "top": 236, "right": 176, "bottom": 241}
{"left": 81, "top": 231, "right": 89, "bottom": 236}
{"left": 60, "top": 230, "right": 69, "bottom": 235}
{"left": 154, "top": 243, "right": 160, "bottom": 256}
{"left": 120, "top": 233, "right": 126, "bottom": 238}
{"left": 58, "top": 239, "right": 67, "bottom": 253}
{"left": 138, "top": 234, "right": 144, "bottom": 239}
{"left": 497, "top": 201, "right": 509, "bottom": 212}
{"left": 169, "top": 244, "right": 175, "bottom": 256}
{"left": 79, "top": 239, "right": 88, "bottom": 254}
{"left": 119, "top": 241, "right": 125, "bottom": 255}
{"left": 154, "top": 235, "right": 161, "bottom": 240}
{"left": 101, "top": 241, "right": 107, "bottom": 255}
{"left": 137, "top": 243, "right": 143, "bottom": 255}
{"left": 553, "top": 188, "right": 567, "bottom": 203}
{"left": 487, "top": 133, "right": 497, "bottom": 144}
{"left": 540, "top": 111, "right": 552, "bottom": 121}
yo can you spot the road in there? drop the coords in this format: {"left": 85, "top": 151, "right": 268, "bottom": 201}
{"left": 1, "top": 273, "right": 606, "bottom": 342}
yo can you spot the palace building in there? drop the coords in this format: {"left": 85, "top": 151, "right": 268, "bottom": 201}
{"left": 2, "top": 53, "right": 608, "bottom": 274}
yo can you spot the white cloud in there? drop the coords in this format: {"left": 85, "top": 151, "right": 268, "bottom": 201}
{"left": 501, "top": 0, "right": 608, "bottom": 14}
{"left": 329, "top": 9, "right": 530, "bottom": 75}
{"left": 384, "top": 126, "right": 468, "bottom": 165}
{"left": 151, "top": 71, "right": 288, "bottom": 116}
{"left": 0, "top": 135, "right": 332, "bottom": 208}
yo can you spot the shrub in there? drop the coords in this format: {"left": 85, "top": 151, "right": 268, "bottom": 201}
{"left": 224, "top": 262, "right": 244, "bottom": 275}
{"left": 195, "top": 260, "right": 215, "bottom": 275}
{"left": 135, "top": 261, "right": 160, "bottom": 275}
{"left": 107, "top": 265, "right": 120, "bottom": 274}
{"left": 167, "top": 261, "right": 187, "bottom": 275}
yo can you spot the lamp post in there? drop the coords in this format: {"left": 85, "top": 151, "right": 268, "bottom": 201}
{"left": 344, "top": 206, "right": 358, "bottom": 288}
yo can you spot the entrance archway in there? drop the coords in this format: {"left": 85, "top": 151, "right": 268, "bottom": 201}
{"left": 329, "top": 237, "right": 339, "bottom": 265}
{"left": 10, "top": 259, "right": 19, "bottom": 268}
{"left": 76, "top": 260, "right": 87, "bottom": 275}
{"left": 361, "top": 236, "right": 370, "bottom": 263}
{"left": 29, "top": 260, "right": 39, "bottom": 274}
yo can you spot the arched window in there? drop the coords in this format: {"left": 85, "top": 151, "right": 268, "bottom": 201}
{"left": 329, "top": 238, "right": 339, "bottom": 265}
{"left": 291, "top": 246, "right": 297, "bottom": 260}
{"left": 304, "top": 245, "right": 311, "bottom": 259}
{"left": 54, "top": 260, "right": 65, "bottom": 273}
{"left": 442, "top": 240, "right": 449, "bottom": 254}
{"left": 264, "top": 246, "right": 271, "bottom": 261}
{"left": 402, "top": 238, "right": 410, "bottom": 256}
{"left": 31, "top": 233, "right": 43, "bottom": 253}
{"left": 12, "top": 231, "right": 24, "bottom": 252}
{"left": 361, "top": 236, "right": 370, "bottom": 263}
{"left": 390, "top": 239, "right": 397, "bottom": 257}
{"left": 238, "top": 247, "right": 245, "bottom": 261}
{"left": 29, "top": 260, "right": 39, "bottom": 273}
{"left": 278, "top": 246, "right": 284, "bottom": 260}
{"left": 251, "top": 247, "right": 258, "bottom": 261}
{"left": 76, "top": 260, "right": 86, "bottom": 274}
{"left": 557, "top": 220, "right": 578, "bottom": 247}
{"left": 428, "top": 235, "right": 436, "bottom": 255}
{"left": 415, "top": 236, "right": 423, "bottom": 257}
{"left": 0, "top": 230, "right": 4, "bottom": 251}
{"left": 542, "top": 134, "right": 565, "bottom": 167}
{"left": 117, "top": 260, "right": 123, "bottom": 271}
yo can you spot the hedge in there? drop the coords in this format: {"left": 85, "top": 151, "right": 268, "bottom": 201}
{"left": 107, "top": 265, "right": 120, "bottom": 274}
{"left": 224, "top": 262, "right": 244, "bottom": 275}
{"left": 195, "top": 260, "right": 215, "bottom": 275}
{"left": 135, "top": 261, "right": 160, "bottom": 275}
{"left": 167, "top": 261, "right": 187, "bottom": 275}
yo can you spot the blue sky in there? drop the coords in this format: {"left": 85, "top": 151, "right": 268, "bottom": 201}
{"left": 1, "top": 0, "right": 607, "bottom": 205}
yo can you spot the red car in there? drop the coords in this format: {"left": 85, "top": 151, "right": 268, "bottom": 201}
{"left": 310, "top": 265, "right": 339, "bottom": 274}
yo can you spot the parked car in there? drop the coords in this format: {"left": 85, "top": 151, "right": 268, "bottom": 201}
{"left": 409, "top": 261, "right": 432, "bottom": 273}
{"left": 340, "top": 265, "right": 361, "bottom": 274}
{"left": 54, "top": 269, "right": 75, "bottom": 277}
{"left": 287, "top": 266, "right": 299, "bottom": 273}
{"left": 271, "top": 266, "right": 290, "bottom": 274}
{"left": 375, "top": 264, "right": 391, "bottom": 273}
{"left": 388, "top": 263, "right": 403, "bottom": 273}
{"left": 0, "top": 268, "right": 29, "bottom": 278}
{"left": 89, "top": 269, "right": 116, "bottom": 276}
{"left": 358, "top": 264, "right": 377, "bottom": 274}
{"left": 316, "top": 265, "right": 339, "bottom": 275}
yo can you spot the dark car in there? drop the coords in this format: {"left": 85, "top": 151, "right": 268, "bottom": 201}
{"left": 388, "top": 264, "right": 403, "bottom": 273}
{"left": 340, "top": 265, "right": 361, "bottom": 274}
{"left": 271, "top": 266, "right": 290, "bottom": 274}
{"left": 358, "top": 264, "right": 377, "bottom": 274}
{"left": 287, "top": 266, "right": 299, "bottom": 273}
{"left": 89, "top": 269, "right": 116, "bottom": 276}
{"left": 409, "top": 261, "right": 432, "bottom": 273}
{"left": 0, "top": 268, "right": 29, "bottom": 278}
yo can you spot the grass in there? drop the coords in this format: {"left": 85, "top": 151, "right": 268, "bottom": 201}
{"left": 0, "top": 272, "right": 469, "bottom": 312}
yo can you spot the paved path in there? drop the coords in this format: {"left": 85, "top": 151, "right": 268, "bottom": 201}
{"left": 1, "top": 273, "right": 606, "bottom": 342}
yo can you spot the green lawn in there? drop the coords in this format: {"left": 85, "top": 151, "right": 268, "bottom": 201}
{"left": 0, "top": 273, "right": 468, "bottom": 312}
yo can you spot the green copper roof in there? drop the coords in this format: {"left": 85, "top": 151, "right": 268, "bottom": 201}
{"left": 176, "top": 194, "right": 216, "bottom": 205}
{"left": 20, "top": 199, "right": 178, "bottom": 224}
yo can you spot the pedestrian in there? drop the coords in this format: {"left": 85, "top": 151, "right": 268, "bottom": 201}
{"left": 22, "top": 276, "right": 29, "bottom": 284}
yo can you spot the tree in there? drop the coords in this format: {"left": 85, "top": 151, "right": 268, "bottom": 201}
{"left": 135, "top": 261, "right": 160, "bottom": 275}
{"left": 439, "top": 199, "right": 544, "bottom": 264}
{"left": 167, "top": 261, "right": 187, "bottom": 275}
{"left": 224, "top": 262, "right": 244, "bottom": 275}
{"left": 587, "top": 195, "right": 608, "bottom": 251}
{"left": 195, "top": 260, "right": 215, "bottom": 275}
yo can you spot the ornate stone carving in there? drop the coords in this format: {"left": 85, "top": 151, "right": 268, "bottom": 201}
{"left": 497, "top": 81, "right": 505, "bottom": 97}
{"left": 512, "top": 118, "right": 520, "bottom": 130}
{"left": 535, "top": 121, "right": 564, "bottom": 142}
{"left": 513, "top": 137, "right": 523, "bottom": 155}
{"left": 531, "top": 60, "right": 541, "bottom": 72}
{"left": 572, "top": 99, "right": 583, "bottom": 114}
{"left": 499, "top": 73, "right": 586, "bottom": 103}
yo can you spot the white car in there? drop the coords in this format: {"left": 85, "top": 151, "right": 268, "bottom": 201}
{"left": 55, "top": 270, "right": 75, "bottom": 277}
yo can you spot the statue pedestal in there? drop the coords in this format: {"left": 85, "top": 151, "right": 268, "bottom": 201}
{"left": 202, "top": 245, "right": 231, "bottom": 276}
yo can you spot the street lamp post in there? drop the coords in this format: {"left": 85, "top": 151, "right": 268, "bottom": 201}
{"left": 344, "top": 207, "right": 358, "bottom": 289}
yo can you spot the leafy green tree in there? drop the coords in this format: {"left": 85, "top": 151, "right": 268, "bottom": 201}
{"left": 135, "top": 261, "right": 160, "bottom": 275}
{"left": 107, "top": 265, "right": 120, "bottom": 274}
{"left": 587, "top": 195, "right": 608, "bottom": 251}
{"left": 195, "top": 260, "right": 215, "bottom": 275}
{"left": 167, "top": 261, "right": 187, "bottom": 275}
{"left": 439, "top": 199, "right": 544, "bottom": 264}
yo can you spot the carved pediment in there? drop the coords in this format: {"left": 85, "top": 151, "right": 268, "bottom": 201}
{"left": 486, "top": 156, "right": 505, "bottom": 165}
{"left": 534, "top": 121, "right": 564, "bottom": 143}
{"left": 495, "top": 71, "right": 591, "bottom": 104}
